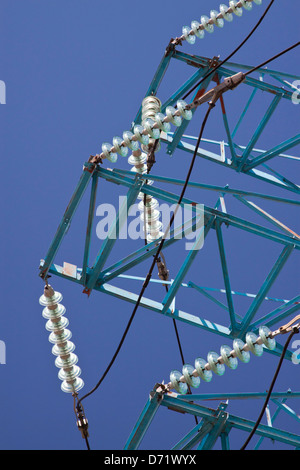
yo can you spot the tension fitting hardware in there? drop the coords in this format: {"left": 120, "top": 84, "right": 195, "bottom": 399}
{"left": 187, "top": 72, "right": 246, "bottom": 109}
{"left": 270, "top": 314, "right": 300, "bottom": 338}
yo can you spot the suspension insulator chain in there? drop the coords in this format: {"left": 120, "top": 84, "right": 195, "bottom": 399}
{"left": 39, "top": 285, "right": 84, "bottom": 394}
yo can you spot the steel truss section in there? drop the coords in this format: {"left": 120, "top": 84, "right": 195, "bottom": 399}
{"left": 143, "top": 50, "right": 300, "bottom": 194}
{"left": 39, "top": 163, "right": 300, "bottom": 359}
{"left": 124, "top": 388, "right": 300, "bottom": 450}
{"left": 39, "top": 46, "right": 300, "bottom": 449}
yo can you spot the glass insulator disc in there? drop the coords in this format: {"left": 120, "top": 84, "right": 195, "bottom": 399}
{"left": 191, "top": 20, "right": 205, "bottom": 38}
{"left": 210, "top": 10, "right": 224, "bottom": 27}
{"left": 233, "top": 339, "right": 250, "bottom": 363}
{"left": 176, "top": 100, "right": 192, "bottom": 120}
{"left": 58, "top": 365, "right": 81, "bottom": 382}
{"left": 143, "top": 118, "right": 160, "bottom": 139}
{"left": 42, "top": 304, "right": 66, "bottom": 320}
{"left": 194, "top": 358, "right": 213, "bottom": 382}
{"left": 182, "top": 364, "right": 200, "bottom": 388}
{"left": 165, "top": 106, "right": 182, "bottom": 127}
{"left": 259, "top": 325, "right": 276, "bottom": 350}
{"left": 55, "top": 352, "right": 78, "bottom": 369}
{"left": 46, "top": 316, "right": 69, "bottom": 332}
{"left": 229, "top": 0, "right": 243, "bottom": 16}
{"left": 241, "top": 0, "right": 253, "bottom": 10}
{"left": 61, "top": 377, "right": 84, "bottom": 393}
{"left": 134, "top": 124, "right": 150, "bottom": 146}
{"left": 207, "top": 351, "right": 225, "bottom": 375}
{"left": 39, "top": 291, "right": 63, "bottom": 307}
{"left": 122, "top": 131, "right": 139, "bottom": 151}
{"left": 113, "top": 136, "right": 128, "bottom": 157}
{"left": 49, "top": 328, "right": 72, "bottom": 344}
{"left": 101, "top": 142, "right": 118, "bottom": 162}
{"left": 170, "top": 370, "right": 188, "bottom": 394}
{"left": 52, "top": 340, "right": 75, "bottom": 357}
{"left": 154, "top": 112, "right": 171, "bottom": 132}
{"left": 246, "top": 332, "right": 263, "bottom": 356}
{"left": 201, "top": 15, "right": 214, "bottom": 33}
{"left": 182, "top": 26, "right": 196, "bottom": 44}
{"left": 219, "top": 4, "right": 233, "bottom": 21}
{"left": 220, "top": 345, "right": 238, "bottom": 369}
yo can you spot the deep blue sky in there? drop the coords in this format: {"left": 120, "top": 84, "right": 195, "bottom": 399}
{"left": 1, "top": 0, "right": 299, "bottom": 451}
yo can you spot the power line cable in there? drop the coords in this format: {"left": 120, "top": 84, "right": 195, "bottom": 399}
{"left": 143, "top": 143, "right": 194, "bottom": 413}
{"left": 163, "top": 282, "right": 199, "bottom": 425}
{"left": 73, "top": 395, "right": 91, "bottom": 450}
{"left": 182, "top": 0, "right": 275, "bottom": 101}
{"left": 143, "top": 149, "right": 188, "bottom": 379}
{"left": 76, "top": 0, "right": 297, "bottom": 412}
{"left": 77, "top": 102, "right": 215, "bottom": 409}
{"left": 240, "top": 326, "right": 300, "bottom": 450}
{"left": 76, "top": 32, "right": 300, "bottom": 438}
{"left": 243, "top": 41, "right": 300, "bottom": 77}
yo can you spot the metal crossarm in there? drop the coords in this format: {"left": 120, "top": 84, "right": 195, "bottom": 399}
{"left": 38, "top": 0, "right": 300, "bottom": 450}
{"left": 125, "top": 389, "right": 300, "bottom": 450}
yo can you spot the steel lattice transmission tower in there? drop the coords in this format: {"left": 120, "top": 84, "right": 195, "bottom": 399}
{"left": 39, "top": 0, "right": 300, "bottom": 450}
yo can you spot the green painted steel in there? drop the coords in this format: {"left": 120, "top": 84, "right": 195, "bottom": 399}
{"left": 124, "top": 390, "right": 300, "bottom": 450}
{"left": 39, "top": 5, "right": 300, "bottom": 449}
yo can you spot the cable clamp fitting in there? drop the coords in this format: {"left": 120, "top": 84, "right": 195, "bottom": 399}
{"left": 188, "top": 72, "right": 245, "bottom": 109}
{"left": 75, "top": 404, "right": 89, "bottom": 439}
{"left": 270, "top": 314, "right": 300, "bottom": 338}
{"left": 157, "top": 257, "right": 169, "bottom": 282}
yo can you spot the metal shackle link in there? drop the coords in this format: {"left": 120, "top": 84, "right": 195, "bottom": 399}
{"left": 168, "top": 325, "right": 276, "bottom": 394}
{"left": 39, "top": 285, "right": 84, "bottom": 394}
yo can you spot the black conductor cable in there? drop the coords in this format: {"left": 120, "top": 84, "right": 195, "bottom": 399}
{"left": 76, "top": 102, "right": 215, "bottom": 410}
{"left": 163, "top": 282, "right": 199, "bottom": 425}
{"left": 75, "top": 36, "right": 300, "bottom": 427}
{"left": 240, "top": 326, "right": 300, "bottom": 450}
{"left": 75, "top": 0, "right": 282, "bottom": 411}
{"left": 73, "top": 394, "right": 91, "bottom": 450}
{"left": 143, "top": 143, "right": 192, "bottom": 400}
{"left": 243, "top": 41, "right": 300, "bottom": 77}
{"left": 181, "top": 0, "right": 275, "bottom": 102}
